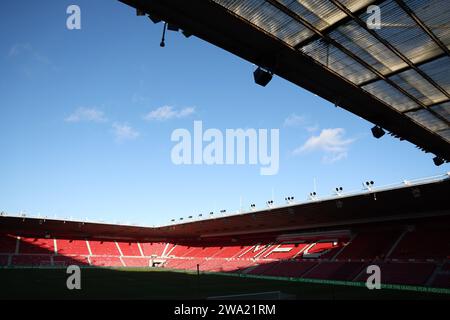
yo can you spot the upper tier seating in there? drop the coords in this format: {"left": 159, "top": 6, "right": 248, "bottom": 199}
{"left": 302, "top": 242, "right": 340, "bottom": 259}
{"left": 238, "top": 244, "right": 272, "bottom": 259}
{"left": 141, "top": 242, "right": 167, "bottom": 256}
{"left": 88, "top": 240, "right": 120, "bottom": 256}
{"left": 337, "top": 230, "right": 400, "bottom": 260}
{"left": 168, "top": 245, "right": 198, "bottom": 257}
{"left": 262, "top": 243, "right": 308, "bottom": 259}
{"left": 212, "top": 245, "right": 249, "bottom": 258}
{"left": 117, "top": 242, "right": 142, "bottom": 256}
{"left": 0, "top": 234, "right": 17, "bottom": 254}
{"left": 184, "top": 246, "right": 223, "bottom": 258}
{"left": 390, "top": 228, "right": 450, "bottom": 260}
{"left": 18, "top": 237, "right": 55, "bottom": 255}
{"left": 56, "top": 239, "right": 89, "bottom": 255}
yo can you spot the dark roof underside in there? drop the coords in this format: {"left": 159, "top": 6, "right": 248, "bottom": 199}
{"left": 120, "top": 0, "right": 450, "bottom": 160}
{"left": 1, "top": 177, "right": 449, "bottom": 241}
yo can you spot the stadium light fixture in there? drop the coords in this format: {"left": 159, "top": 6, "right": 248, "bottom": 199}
{"left": 433, "top": 156, "right": 444, "bottom": 167}
{"left": 253, "top": 67, "right": 273, "bottom": 87}
{"left": 334, "top": 187, "right": 343, "bottom": 196}
{"left": 285, "top": 196, "right": 295, "bottom": 204}
{"left": 308, "top": 192, "right": 317, "bottom": 200}
{"left": 266, "top": 200, "right": 274, "bottom": 208}
{"left": 364, "top": 180, "right": 375, "bottom": 191}
{"left": 371, "top": 126, "right": 385, "bottom": 139}
{"left": 250, "top": 204, "right": 256, "bottom": 211}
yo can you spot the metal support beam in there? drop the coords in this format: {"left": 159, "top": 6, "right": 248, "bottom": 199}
{"left": 358, "top": 52, "right": 447, "bottom": 87}
{"left": 294, "top": 0, "right": 385, "bottom": 49}
{"left": 265, "top": 0, "right": 450, "bottom": 127}
{"left": 394, "top": 0, "right": 450, "bottom": 58}
{"left": 328, "top": 0, "right": 450, "bottom": 127}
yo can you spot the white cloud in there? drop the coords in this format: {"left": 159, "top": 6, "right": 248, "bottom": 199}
{"left": 112, "top": 123, "right": 139, "bottom": 142}
{"left": 305, "top": 124, "right": 320, "bottom": 133}
{"left": 65, "top": 108, "right": 108, "bottom": 123}
{"left": 293, "top": 128, "right": 355, "bottom": 163}
{"left": 143, "top": 106, "right": 195, "bottom": 121}
{"left": 8, "top": 43, "right": 51, "bottom": 65}
{"left": 283, "top": 113, "right": 306, "bottom": 127}
{"left": 9, "top": 43, "right": 33, "bottom": 57}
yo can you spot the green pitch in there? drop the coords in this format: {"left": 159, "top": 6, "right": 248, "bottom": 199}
{"left": 0, "top": 267, "right": 448, "bottom": 300}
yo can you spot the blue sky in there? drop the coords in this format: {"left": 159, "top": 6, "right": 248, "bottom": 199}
{"left": 1, "top": 0, "right": 448, "bottom": 226}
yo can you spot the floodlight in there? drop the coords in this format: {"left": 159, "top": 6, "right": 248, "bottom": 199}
{"left": 371, "top": 126, "right": 385, "bottom": 139}
{"left": 253, "top": 67, "right": 273, "bottom": 87}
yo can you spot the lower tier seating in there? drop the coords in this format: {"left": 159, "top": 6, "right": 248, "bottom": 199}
{"left": 2, "top": 229, "right": 448, "bottom": 290}
{"left": 355, "top": 262, "right": 436, "bottom": 286}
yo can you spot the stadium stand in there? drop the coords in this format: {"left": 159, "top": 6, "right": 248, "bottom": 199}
{"left": 356, "top": 262, "right": 436, "bottom": 286}
{"left": 89, "top": 240, "right": 120, "bottom": 256}
{"left": 1, "top": 228, "right": 449, "bottom": 289}
{"left": 18, "top": 237, "right": 55, "bottom": 254}
{"left": 262, "top": 261, "right": 318, "bottom": 278}
{"left": 1, "top": 176, "right": 449, "bottom": 290}
{"left": 53, "top": 255, "right": 89, "bottom": 267}
{"left": 141, "top": 242, "right": 169, "bottom": 257}
{"left": 304, "top": 261, "right": 366, "bottom": 281}
{"left": 336, "top": 230, "right": 400, "bottom": 261}
{"left": 389, "top": 226, "right": 450, "bottom": 260}
{"left": 56, "top": 239, "right": 90, "bottom": 256}
{"left": 0, "top": 234, "right": 17, "bottom": 254}
{"left": 431, "top": 274, "right": 450, "bottom": 288}
{"left": 122, "top": 257, "right": 150, "bottom": 267}
{"left": 117, "top": 242, "right": 142, "bottom": 256}
{"left": 261, "top": 243, "right": 308, "bottom": 259}
{"left": 90, "top": 256, "right": 123, "bottom": 267}
{"left": 12, "top": 255, "right": 52, "bottom": 267}
{"left": 0, "top": 255, "right": 9, "bottom": 266}
{"left": 212, "top": 245, "right": 249, "bottom": 258}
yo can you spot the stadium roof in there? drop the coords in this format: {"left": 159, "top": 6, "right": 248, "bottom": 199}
{"left": 120, "top": 0, "right": 450, "bottom": 161}
{"left": 2, "top": 173, "right": 449, "bottom": 241}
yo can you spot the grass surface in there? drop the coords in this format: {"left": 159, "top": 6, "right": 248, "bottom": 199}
{"left": 0, "top": 267, "right": 448, "bottom": 300}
